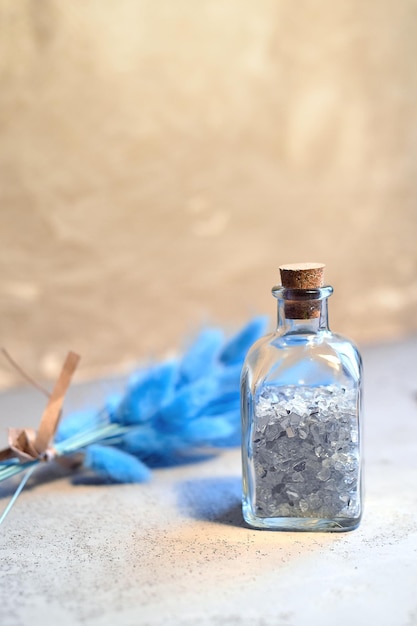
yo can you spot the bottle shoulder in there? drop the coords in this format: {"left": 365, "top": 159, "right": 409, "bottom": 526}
{"left": 325, "top": 331, "right": 362, "bottom": 366}
{"left": 245, "top": 330, "right": 361, "bottom": 359}
{"left": 242, "top": 330, "right": 362, "bottom": 389}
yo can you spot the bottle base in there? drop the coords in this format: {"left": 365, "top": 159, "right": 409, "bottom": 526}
{"left": 243, "top": 506, "right": 361, "bottom": 532}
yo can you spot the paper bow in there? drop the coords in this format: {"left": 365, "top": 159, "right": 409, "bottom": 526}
{"left": 0, "top": 351, "right": 80, "bottom": 463}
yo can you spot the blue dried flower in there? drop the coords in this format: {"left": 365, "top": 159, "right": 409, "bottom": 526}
{"left": 84, "top": 445, "right": 151, "bottom": 483}
{"left": 178, "top": 328, "right": 224, "bottom": 385}
{"left": 219, "top": 316, "right": 268, "bottom": 365}
{"left": 56, "top": 316, "right": 268, "bottom": 483}
{"left": 111, "top": 360, "right": 177, "bottom": 425}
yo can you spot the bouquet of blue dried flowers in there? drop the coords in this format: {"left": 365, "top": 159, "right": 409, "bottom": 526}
{"left": 0, "top": 317, "right": 267, "bottom": 522}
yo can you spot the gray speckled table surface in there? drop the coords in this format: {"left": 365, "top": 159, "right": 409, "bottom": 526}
{"left": 0, "top": 338, "right": 416, "bottom": 626}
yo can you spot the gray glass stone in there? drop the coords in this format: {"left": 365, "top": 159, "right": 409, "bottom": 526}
{"left": 252, "top": 385, "right": 360, "bottom": 519}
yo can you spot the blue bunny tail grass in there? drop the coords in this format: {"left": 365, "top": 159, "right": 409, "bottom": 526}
{"left": 178, "top": 328, "right": 224, "bottom": 385}
{"left": 110, "top": 360, "right": 178, "bottom": 425}
{"left": 84, "top": 445, "right": 151, "bottom": 483}
{"left": 57, "top": 315, "right": 268, "bottom": 483}
{"left": 219, "top": 316, "right": 269, "bottom": 365}
{"left": 56, "top": 409, "right": 101, "bottom": 443}
{"left": 156, "top": 376, "right": 220, "bottom": 431}
{"left": 183, "top": 415, "right": 235, "bottom": 445}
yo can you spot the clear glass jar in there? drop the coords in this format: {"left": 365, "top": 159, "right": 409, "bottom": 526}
{"left": 241, "top": 283, "right": 363, "bottom": 531}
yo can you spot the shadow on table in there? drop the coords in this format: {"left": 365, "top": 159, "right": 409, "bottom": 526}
{"left": 0, "top": 463, "right": 72, "bottom": 498}
{"left": 176, "top": 476, "right": 245, "bottom": 528}
{"left": 0, "top": 462, "right": 118, "bottom": 499}
{"left": 0, "top": 452, "right": 221, "bottom": 503}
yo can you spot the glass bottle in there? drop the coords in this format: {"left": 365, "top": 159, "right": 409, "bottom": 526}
{"left": 241, "top": 263, "right": 363, "bottom": 531}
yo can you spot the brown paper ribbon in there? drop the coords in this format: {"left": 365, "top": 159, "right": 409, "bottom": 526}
{"left": 0, "top": 351, "right": 80, "bottom": 464}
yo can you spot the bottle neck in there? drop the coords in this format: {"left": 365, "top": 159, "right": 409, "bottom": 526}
{"left": 272, "top": 285, "right": 333, "bottom": 335}
{"left": 276, "top": 297, "right": 330, "bottom": 334}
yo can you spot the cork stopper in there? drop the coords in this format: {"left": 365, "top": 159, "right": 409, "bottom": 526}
{"left": 279, "top": 262, "right": 325, "bottom": 319}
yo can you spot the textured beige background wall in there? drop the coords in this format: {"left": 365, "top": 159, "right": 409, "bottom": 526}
{"left": 0, "top": 1, "right": 416, "bottom": 387}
